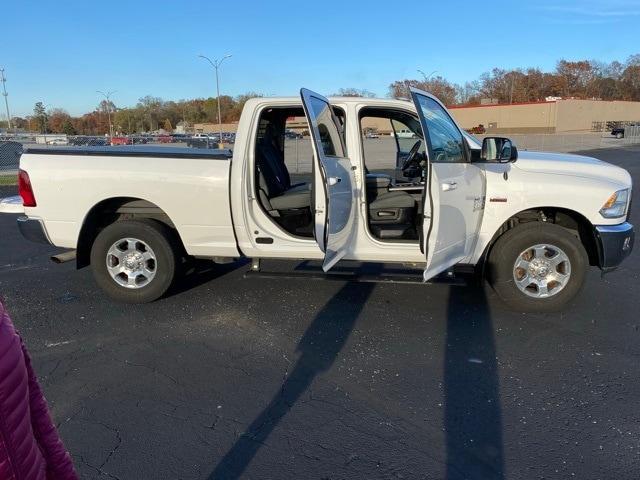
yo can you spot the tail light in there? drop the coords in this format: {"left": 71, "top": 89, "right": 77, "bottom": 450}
{"left": 18, "top": 169, "right": 37, "bottom": 207}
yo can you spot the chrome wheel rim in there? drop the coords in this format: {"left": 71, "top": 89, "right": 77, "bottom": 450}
{"left": 106, "top": 238, "right": 157, "bottom": 289}
{"left": 513, "top": 243, "right": 571, "bottom": 298}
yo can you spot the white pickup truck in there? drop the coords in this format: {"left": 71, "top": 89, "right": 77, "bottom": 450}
{"left": 1, "top": 88, "right": 634, "bottom": 311}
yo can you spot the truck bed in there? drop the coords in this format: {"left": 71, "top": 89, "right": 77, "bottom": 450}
{"left": 18, "top": 144, "right": 239, "bottom": 258}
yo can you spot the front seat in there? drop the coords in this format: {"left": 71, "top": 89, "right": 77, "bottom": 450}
{"left": 366, "top": 174, "right": 416, "bottom": 239}
{"left": 369, "top": 191, "right": 416, "bottom": 223}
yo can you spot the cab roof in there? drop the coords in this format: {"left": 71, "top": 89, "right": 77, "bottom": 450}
{"left": 244, "top": 96, "right": 415, "bottom": 108}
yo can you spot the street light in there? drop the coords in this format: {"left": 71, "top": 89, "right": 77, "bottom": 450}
{"left": 96, "top": 90, "right": 116, "bottom": 139}
{"left": 198, "top": 54, "right": 232, "bottom": 149}
{"left": 417, "top": 69, "right": 438, "bottom": 82}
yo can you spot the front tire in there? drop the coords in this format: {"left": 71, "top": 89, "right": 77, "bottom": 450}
{"left": 90, "top": 219, "right": 178, "bottom": 303}
{"left": 487, "top": 222, "right": 588, "bottom": 312}
{"left": 616, "top": 132, "right": 624, "bottom": 139}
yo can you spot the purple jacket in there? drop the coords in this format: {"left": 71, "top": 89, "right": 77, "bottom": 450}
{"left": 0, "top": 301, "right": 78, "bottom": 480}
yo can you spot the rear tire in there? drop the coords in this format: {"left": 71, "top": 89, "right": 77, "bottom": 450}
{"left": 90, "top": 219, "right": 178, "bottom": 303}
{"left": 616, "top": 132, "right": 623, "bottom": 139}
{"left": 487, "top": 222, "right": 588, "bottom": 312}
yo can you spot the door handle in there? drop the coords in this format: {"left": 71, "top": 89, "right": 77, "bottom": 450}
{"left": 328, "top": 176, "right": 342, "bottom": 186}
{"left": 441, "top": 181, "right": 457, "bottom": 191}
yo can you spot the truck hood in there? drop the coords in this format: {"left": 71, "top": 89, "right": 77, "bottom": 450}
{"left": 514, "top": 150, "right": 632, "bottom": 187}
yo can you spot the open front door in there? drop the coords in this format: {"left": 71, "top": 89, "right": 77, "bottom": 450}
{"left": 300, "top": 88, "right": 357, "bottom": 271}
{"left": 410, "top": 88, "right": 486, "bottom": 280}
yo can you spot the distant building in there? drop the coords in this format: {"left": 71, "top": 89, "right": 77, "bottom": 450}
{"left": 193, "top": 122, "right": 239, "bottom": 133}
{"left": 174, "top": 121, "right": 192, "bottom": 134}
{"left": 449, "top": 99, "right": 640, "bottom": 134}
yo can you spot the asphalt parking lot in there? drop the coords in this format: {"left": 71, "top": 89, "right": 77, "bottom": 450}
{"left": 0, "top": 146, "right": 639, "bottom": 480}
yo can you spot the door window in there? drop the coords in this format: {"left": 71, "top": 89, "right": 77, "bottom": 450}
{"left": 307, "top": 96, "right": 345, "bottom": 158}
{"left": 414, "top": 95, "right": 465, "bottom": 163}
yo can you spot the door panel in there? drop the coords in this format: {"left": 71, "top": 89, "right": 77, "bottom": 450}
{"left": 424, "top": 163, "right": 485, "bottom": 279}
{"left": 300, "top": 88, "right": 357, "bottom": 271}
{"left": 410, "top": 88, "right": 485, "bottom": 280}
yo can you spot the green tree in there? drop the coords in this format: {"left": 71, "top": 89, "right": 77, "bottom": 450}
{"left": 62, "top": 120, "right": 77, "bottom": 135}
{"left": 33, "top": 102, "right": 48, "bottom": 133}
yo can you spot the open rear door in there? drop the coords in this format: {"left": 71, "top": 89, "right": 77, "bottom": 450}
{"left": 300, "top": 88, "right": 357, "bottom": 271}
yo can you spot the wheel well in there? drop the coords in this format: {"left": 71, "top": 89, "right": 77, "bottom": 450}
{"left": 76, "top": 197, "right": 180, "bottom": 269}
{"left": 481, "top": 207, "right": 599, "bottom": 269}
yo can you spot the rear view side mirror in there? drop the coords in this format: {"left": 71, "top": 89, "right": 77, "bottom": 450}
{"left": 481, "top": 137, "right": 518, "bottom": 162}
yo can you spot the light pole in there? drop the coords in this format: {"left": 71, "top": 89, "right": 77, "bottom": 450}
{"left": 417, "top": 69, "right": 438, "bottom": 82}
{"left": 96, "top": 90, "right": 116, "bottom": 139}
{"left": 198, "top": 54, "right": 232, "bottom": 149}
{"left": 0, "top": 68, "right": 12, "bottom": 131}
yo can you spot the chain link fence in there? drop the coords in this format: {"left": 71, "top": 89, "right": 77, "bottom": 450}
{"left": 0, "top": 141, "right": 22, "bottom": 183}
{"left": 482, "top": 129, "right": 640, "bottom": 153}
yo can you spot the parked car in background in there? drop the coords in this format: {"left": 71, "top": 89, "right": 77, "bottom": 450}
{"left": 612, "top": 127, "right": 625, "bottom": 139}
{"left": 90, "top": 137, "right": 110, "bottom": 146}
{"left": 365, "top": 131, "right": 380, "bottom": 139}
{"left": 222, "top": 132, "right": 236, "bottom": 144}
{"left": 187, "top": 133, "right": 219, "bottom": 148}
{"left": 395, "top": 128, "right": 417, "bottom": 138}
{"left": 46, "top": 138, "right": 68, "bottom": 146}
{"left": 285, "top": 129, "right": 302, "bottom": 139}
{"left": 611, "top": 124, "right": 638, "bottom": 139}
{"left": 2, "top": 88, "right": 633, "bottom": 312}
{"left": 111, "top": 136, "right": 132, "bottom": 146}
{"left": 170, "top": 134, "right": 190, "bottom": 143}
{"left": 67, "top": 136, "right": 88, "bottom": 146}
{"left": 68, "top": 136, "right": 109, "bottom": 146}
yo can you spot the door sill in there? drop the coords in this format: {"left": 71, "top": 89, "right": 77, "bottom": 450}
{"left": 244, "top": 259, "right": 468, "bottom": 286}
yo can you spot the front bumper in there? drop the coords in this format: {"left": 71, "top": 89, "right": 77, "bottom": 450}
{"left": 594, "top": 222, "right": 634, "bottom": 272}
{"left": 17, "top": 216, "right": 52, "bottom": 245}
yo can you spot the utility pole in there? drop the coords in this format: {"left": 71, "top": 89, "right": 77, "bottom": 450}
{"left": 198, "top": 54, "right": 232, "bottom": 149}
{"left": 96, "top": 90, "right": 116, "bottom": 139}
{"left": 509, "top": 74, "right": 515, "bottom": 104}
{"left": 0, "top": 68, "right": 12, "bottom": 131}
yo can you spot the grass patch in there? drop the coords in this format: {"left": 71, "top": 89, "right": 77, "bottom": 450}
{"left": 0, "top": 175, "right": 17, "bottom": 186}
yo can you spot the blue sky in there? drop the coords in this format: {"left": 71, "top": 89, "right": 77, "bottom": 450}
{"left": 3, "top": 0, "right": 640, "bottom": 116}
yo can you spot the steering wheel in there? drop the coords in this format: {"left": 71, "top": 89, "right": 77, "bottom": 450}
{"left": 401, "top": 140, "right": 422, "bottom": 173}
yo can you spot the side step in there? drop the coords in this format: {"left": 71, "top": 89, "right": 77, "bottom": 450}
{"left": 244, "top": 259, "right": 468, "bottom": 286}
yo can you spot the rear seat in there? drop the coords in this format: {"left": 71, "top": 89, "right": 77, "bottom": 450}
{"left": 256, "top": 135, "right": 311, "bottom": 214}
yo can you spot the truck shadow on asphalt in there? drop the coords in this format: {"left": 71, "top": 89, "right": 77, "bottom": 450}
{"left": 208, "top": 281, "right": 504, "bottom": 479}
{"left": 165, "top": 259, "right": 249, "bottom": 298}
{"left": 444, "top": 285, "right": 504, "bottom": 479}
{"left": 208, "top": 281, "right": 374, "bottom": 479}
